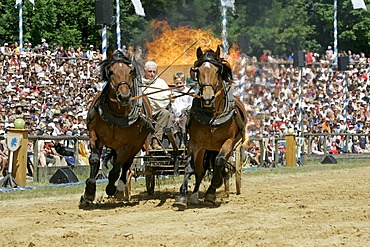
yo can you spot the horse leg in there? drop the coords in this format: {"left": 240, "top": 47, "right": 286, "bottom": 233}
{"left": 172, "top": 162, "right": 193, "bottom": 210}
{"left": 204, "top": 156, "right": 224, "bottom": 204}
{"left": 125, "top": 167, "right": 134, "bottom": 200}
{"left": 80, "top": 146, "right": 101, "bottom": 205}
{"left": 106, "top": 154, "right": 120, "bottom": 197}
{"left": 188, "top": 149, "right": 206, "bottom": 204}
{"left": 205, "top": 139, "right": 233, "bottom": 204}
{"left": 188, "top": 170, "right": 205, "bottom": 204}
{"left": 115, "top": 164, "right": 134, "bottom": 201}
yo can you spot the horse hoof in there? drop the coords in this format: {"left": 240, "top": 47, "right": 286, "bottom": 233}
{"left": 189, "top": 192, "right": 199, "bottom": 204}
{"left": 211, "top": 175, "right": 224, "bottom": 189}
{"left": 114, "top": 190, "right": 126, "bottom": 201}
{"left": 79, "top": 195, "right": 93, "bottom": 208}
{"left": 82, "top": 190, "right": 95, "bottom": 203}
{"left": 106, "top": 185, "right": 117, "bottom": 196}
{"left": 172, "top": 202, "right": 187, "bottom": 211}
{"left": 204, "top": 193, "right": 216, "bottom": 204}
{"left": 172, "top": 196, "right": 188, "bottom": 211}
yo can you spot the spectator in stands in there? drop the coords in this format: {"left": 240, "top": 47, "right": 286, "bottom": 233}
{"left": 40, "top": 39, "right": 49, "bottom": 52}
{"left": 38, "top": 127, "right": 63, "bottom": 167}
{"left": 0, "top": 132, "right": 8, "bottom": 177}
{"left": 86, "top": 45, "right": 95, "bottom": 60}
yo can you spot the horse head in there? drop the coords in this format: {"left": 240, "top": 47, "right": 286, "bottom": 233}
{"left": 101, "top": 50, "right": 137, "bottom": 106}
{"left": 191, "top": 46, "right": 223, "bottom": 107}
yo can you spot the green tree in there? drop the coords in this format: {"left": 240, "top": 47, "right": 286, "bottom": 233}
{"left": 0, "top": 0, "right": 369, "bottom": 57}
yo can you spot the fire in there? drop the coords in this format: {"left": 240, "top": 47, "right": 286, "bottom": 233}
{"left": 145, "top": 20, "right": 240, "bottom": 68}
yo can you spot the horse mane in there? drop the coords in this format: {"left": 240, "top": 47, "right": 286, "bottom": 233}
{"left": 220, "top": 59, "right": 232, "bottom": 83}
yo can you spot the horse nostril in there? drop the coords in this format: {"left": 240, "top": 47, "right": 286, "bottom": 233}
{"left": 201, "top": 95, "right": 215, "bottom": 103}
{"left": 118, "top": 93, "right": 131, "bottom": 103}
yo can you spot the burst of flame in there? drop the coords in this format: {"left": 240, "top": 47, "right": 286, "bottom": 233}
{"left": 145, "top": 20, "right": 240, "bottom": 68}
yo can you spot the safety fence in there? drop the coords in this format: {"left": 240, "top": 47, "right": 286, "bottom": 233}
{"left": 30, "top": 135, "right": 90, "bottom": 182}
{"left": 247, "top": 132, "right": 370, "bottom": 167}
{"left": 2, "top": 132, "right": 370, "bottom": 183}
{"left": 0, "top": 134, "right": 89, "bottom": 183}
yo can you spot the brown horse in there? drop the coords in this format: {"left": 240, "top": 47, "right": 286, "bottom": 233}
{"left": 173, "top": 46, "right": 247, "bottom": 210}
{"left": 80, "top": 50, "right": 153, "bottom": 206}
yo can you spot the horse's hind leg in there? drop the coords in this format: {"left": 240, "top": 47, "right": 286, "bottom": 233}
{"left": 188, "top": 170, "right": 206, "bottom": 204}
{"left": 205, "top": 140, "right": 233, "bottom": 204}
{"left": 125, "top": 167, "right": 134, "bottom": 200}
{"left": 106, "top": 156, "right": 120, "bottom": 197}
{"left": 115, "top": 165, "right": 134, "bottom": 201}
{"left": 80, "top": 146, "right": 101, "bottom": 205}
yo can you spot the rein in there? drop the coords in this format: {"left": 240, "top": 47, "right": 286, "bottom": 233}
{"left": 132, "top": 85, "right": 201, "bottom": 101}
{"left": 141, "top": 40, "right": 200, "bottom": 93}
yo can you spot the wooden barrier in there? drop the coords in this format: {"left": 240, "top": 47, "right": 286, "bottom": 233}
{"left": 285, "top": 134, "right": 296, "bottom": 167}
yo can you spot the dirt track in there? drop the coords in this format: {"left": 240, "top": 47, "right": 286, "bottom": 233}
{"left": 1, "top": 165, "right": 370, "bottom": 247}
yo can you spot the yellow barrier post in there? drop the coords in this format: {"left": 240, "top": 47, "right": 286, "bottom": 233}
{"left": 285, "top": 131, "right": 296, "bottom": 167}
{"left": 0, "top": 118, "right": 29, "bottom": 187}
{"left": 10, "top": 128, "right": 28, "bottom": 186}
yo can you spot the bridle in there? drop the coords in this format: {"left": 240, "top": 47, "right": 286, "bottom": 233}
{"left": 105, "top": 61, "right": 135, "bottom": 94}
{"left": 94, "top": 52, "right": 150, "bottom": 128}
{"left": 191, "top": 59, "right": 223, "bottom": 93}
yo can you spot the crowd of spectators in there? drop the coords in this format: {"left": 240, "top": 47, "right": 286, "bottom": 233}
{"left": 1, "top": 41, "right": 370, "bottom": 174}
{"left": 234, "top": 46, "right": 370, "bottom": 154}
{"left": 0, "top": 40, "right": 105, "bottom": 174}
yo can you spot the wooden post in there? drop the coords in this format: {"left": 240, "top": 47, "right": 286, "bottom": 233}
{"left": 8, "top": 129, "right": 28, "bottom": 186}
{"left": 285, "top": 134, "right": 296, "bottom": 167}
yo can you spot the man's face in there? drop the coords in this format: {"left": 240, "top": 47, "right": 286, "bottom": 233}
{"left": 144, "top": 66, "right": 156, "bottom": 80}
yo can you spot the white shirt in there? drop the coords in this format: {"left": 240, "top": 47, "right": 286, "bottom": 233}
{"left": 142, "top": 77, "right": 171, "bottom": 115}
{"left": 171, "top": 86, "right": 194, "bottom": 117}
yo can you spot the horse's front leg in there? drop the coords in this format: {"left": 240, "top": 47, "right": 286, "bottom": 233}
{"left": 188, "top": 149, "right": 206, "bottom": 204}
{"left": 173, "top": 147, "right": 201, "bottom": 210}
{"left": 80, "top": 131, "right": 101, "bottom": 206}
{"left": 172, "top": 162, "right": 193, "bottom": 210}
{"left": 205, "top": 139, "right": 233, "bottom": 204}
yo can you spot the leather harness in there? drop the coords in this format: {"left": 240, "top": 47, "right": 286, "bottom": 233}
{"left": 87, "top": 57, "right": 154, "bottom": 133}
{"left": 188, "top": 57, "right": 246, "bottom": 141}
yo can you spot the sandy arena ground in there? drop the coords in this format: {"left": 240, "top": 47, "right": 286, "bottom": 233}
{"left": 1, "top": 165, "right": 370, "bottom": 247}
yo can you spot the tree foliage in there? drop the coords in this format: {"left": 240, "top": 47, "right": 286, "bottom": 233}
{"left": 0, "top": 0, "right": 369, "bottom": 56}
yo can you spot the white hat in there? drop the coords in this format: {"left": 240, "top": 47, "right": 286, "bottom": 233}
{"left": 89, "top": 44, "right": 94, "bottom": 48}
{"left": 42, "top": 38, "right": 46, "bottom": 42}
{"left": 4, "top": 43, "right": 8, "bottom": 46}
